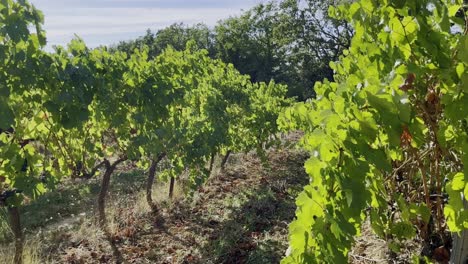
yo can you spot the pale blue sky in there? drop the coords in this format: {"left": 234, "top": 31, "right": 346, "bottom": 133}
{"left": 29, "top": 0, "right": 263, "bottom": 48}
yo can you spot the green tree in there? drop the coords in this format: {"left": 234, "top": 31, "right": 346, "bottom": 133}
{"left": 110, "top": 0, "right": 351, "bottom": 101}
{"left": 274, "top": 0, "right": 353, "bottom": 98}
{"left": 111, "top": 23, "right": 215, "bottom": 58}
{"left": 215, "top": 0, "right": 352, "bottom": 100}
{"left": 215, "top": 3, "right": 281, "bottom": 87}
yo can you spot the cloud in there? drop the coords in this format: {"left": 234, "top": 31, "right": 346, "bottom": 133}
{"left": 32, "top": 0, "right": 261, "bottom": 9}
{"left": 29, "top": 0, "right": 263, "bottom": 48}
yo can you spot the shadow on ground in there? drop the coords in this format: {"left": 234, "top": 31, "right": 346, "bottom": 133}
{"left": 197, "top": 150, "right": 309, "bottom": 264}
{"left": 140, "top": 150, "right": 309, "bottom": 264}
{"left": 0, "top": 167, "right": 146, "bottom": 243}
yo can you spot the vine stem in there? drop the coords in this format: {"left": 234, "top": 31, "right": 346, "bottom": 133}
{"left": 392, "top": 148, "right": 430, "bottom": 177}
{"left": 416, "top": 157, "right": 432, "bottom": 210}
{"left": 43, "top": 118, "right": 75, "bottom": 172}
{"left": 434, "top": 146, "right": 444, "bottom": 234}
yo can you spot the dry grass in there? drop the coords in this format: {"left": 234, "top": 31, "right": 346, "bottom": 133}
{"left": 0, "top": 170, "right": 184, "bottom": 263}
{"left": 56, "top": 180, "right": 182, "bottom": 263}
{"left": 0, "top": 236, "right": 46, "bottom": 264}
{"left": 350, "top": 220, "right": 389, "bottom": 264}
{"left": 0, "top": 149, "right": 310, "bottom": 263}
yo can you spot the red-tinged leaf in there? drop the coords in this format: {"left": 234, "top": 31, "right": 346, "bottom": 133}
{"left": 426, "top": 91, "right": 439, "bottom": 105}
{"left": 400, "top": 125, "right": 412, "bottom": 147}
{"left": 399, "top": 73, "right": 416, "bottom": 91}
{"left": 432, "top": 246, "right": 450, "bottom": 263}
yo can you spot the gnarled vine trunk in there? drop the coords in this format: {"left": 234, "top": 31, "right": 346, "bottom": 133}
{"left": 220, "top": 150, "right": 231, "bottom": 170}
{"left": 8, "top": 206, "right": 23, "bottom": 264}
{"left": 168, "top": 177, "right": 175, "bottom": 199}
{"left": 146, "top": 153, "right": 165, "bottom": 211}
{"left": 96, "top": 158, "right": 126, "bottom": 263}
{"left": 208, "top": 152, "right": 215, "bottom": 174}
{"left": 97, "top": 157, "right": 125, "bottom": 227}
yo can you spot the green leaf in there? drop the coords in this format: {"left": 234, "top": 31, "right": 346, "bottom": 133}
{"left": 360, "top": 0, "right": 375, "bottom": 14}
{"left": 388, "top": 241, "right": 401, "bottom": 253}
{"left": 304, "top": 157, "right": 325, "bottom": 181}
{"left": 409, "top": 203, "right": 431, "bottom": 223}
{"left": 401, "top": 16, "right": 418, "bottom": 36}
{"left": 390, "top": 17, "right": 405, "bottom": 43}
{"left": 365, "top": 148, "right": 391, "bottom": 172}
{"left": 0, "top": 98, "right": 14, "bottom": 130}
{"left": 459, "top": 35, "right": 468, "bottom": 64}
{"left": 444, "top": 205, "right": 462, "bottom": 232}
{"left": 448, "top": 5, "right": 461, "bottom": 17}
{"left": 390, "top": 221, "right": 416, "bottom": 240}
{"left": 370, "top": 209, "right": 386, "bottom": 237}
{"left": 456, "top": 63, "right": 465, "bottom": 79}
{"left": 465, "top": 184, "right": 468, "bottom": 202}
{"left": 452, "top": 172, "right": 465, "bottom": 191}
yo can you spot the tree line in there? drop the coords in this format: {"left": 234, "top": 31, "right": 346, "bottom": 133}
{"left": 109, "top": 0, "right": 353, "bottom": 101}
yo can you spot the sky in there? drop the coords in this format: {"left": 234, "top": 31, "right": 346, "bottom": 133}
{"left": 29, "top": 0, "right": 263, "bottom": 48}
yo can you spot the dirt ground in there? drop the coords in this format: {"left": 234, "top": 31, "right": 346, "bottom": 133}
{"left": 48, "top": 149, "right": 310, "bottom": 263}
{"left": 1, "top": 146, "right": 429, "bottom": 263}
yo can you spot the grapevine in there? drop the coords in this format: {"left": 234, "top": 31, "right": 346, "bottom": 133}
{"left": 0, "top": 1, "right": 291, "bottom": 262}
{"left": 280, "top": 0, "right": 468, "bottom": 262}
